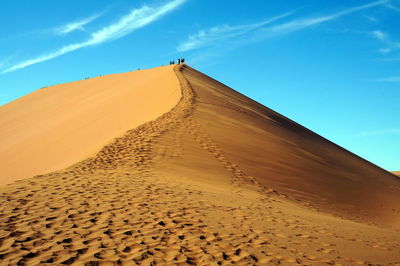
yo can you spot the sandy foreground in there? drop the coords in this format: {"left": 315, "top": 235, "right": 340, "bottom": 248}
{"left": 0, "top": 65, "right": 400, "bottom": 265}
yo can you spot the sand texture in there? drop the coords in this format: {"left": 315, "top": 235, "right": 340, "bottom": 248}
{"left": 0, "top": 65, "right": 400, "bottom": 265}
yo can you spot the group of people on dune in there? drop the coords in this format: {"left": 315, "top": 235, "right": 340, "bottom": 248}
{"left": 169, "top": 58, "right": 185, "bottom": 65}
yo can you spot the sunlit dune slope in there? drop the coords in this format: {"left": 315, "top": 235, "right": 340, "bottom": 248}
{"left": 393, "top": 171, "right": 400, "bottom": 176}
{"left": 0, "top": 66, "right": 180, "bottom": 185}
{"left": 178, "top": 66, "right": 400, "bottom": 227}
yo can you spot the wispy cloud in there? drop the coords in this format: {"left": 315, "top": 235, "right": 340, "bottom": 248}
{"left": 370, "top": 29, "right": 400, "bottom": 53}
{"left": 374, "top": 76, "right": 400, "bottom": 82}
{"left": 384, "top": 1, "right": 400, "bottom": 11}
{"left": 364, "top": 15, "right": 378, "bottom": 22}
{"left": 55, "top": 14, "right": 101, "bottom": 35}
{"left": 177, "top": 12, "right": 294, "bottom": 52}
{"left": 2, "top": 0, "right": 186, "bottom": 73}
{"left": 359, "top": 128, "right": 400, "bottom": 136}
{"left": 0, "top": 56, "right": 14, "bottom": 71}
{"left": 372, "top": 30, "right": 387, "bottom": 40}
{"left": 178, "top": 0, "right": 387, "bottom": 53}
{"left": 260, "top": 0, "right": 387, "bottom": 35}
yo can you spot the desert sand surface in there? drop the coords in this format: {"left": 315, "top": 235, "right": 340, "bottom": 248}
{"left": 393, "top": 171, "right": 400, "bottom": 176}
{"left": 1, "top": 64, "right": 400, "bottom": 265}
{"left": 0, "top": 66, "right": 180, "bottom": 185}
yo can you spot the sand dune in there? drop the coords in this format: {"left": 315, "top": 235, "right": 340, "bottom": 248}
{"left": 0, "top": 64, "right": 399, "bottom": 265}
{"left": 393, "top": 171, "right": 400, "bottom": 176}
{"left": 0, "top": 66, "right": 180, "bottom": 185}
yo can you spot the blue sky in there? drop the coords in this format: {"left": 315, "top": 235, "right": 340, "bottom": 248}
{"left": 0, "top": 0, "right": 399, "bottom": 171}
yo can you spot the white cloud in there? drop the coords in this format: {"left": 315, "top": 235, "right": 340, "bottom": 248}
{"left": 370, "top": 30, "right": 400, "bottom": 53}
{"left": 359, "top": 128, "right": 400, "bottom": 136}
{"left": 0, "top": 56, "right": 13, "bottom": 71}
{"left": 374, "top": 76, "right": 400, "bottom": 82}
{"left": 261, "top": 0, "right": 387, "bottom": 35}
{"left": 372, "top": 30, "right": 387, "bottom": 40}
{"left": 55, "top": 14, "right": 101, "bottom": 35}
{"left": 384, "top": 2, "right": 400, "bottom": 11}
{"left": 177, "top": 11, "right": 294, "bottom": 52}
{"left": 2, "top": 0, "right": 186, "bottom": 73}
{"left": 178, "top": 0, "right": 387, "bottom": 53}
{"left": 364, "top": 15, "right": 378, "bottom": 22}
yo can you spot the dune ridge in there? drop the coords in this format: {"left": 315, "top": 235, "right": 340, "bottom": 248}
{"left": 0, "top": 65, "right": 399, "bottom": 265}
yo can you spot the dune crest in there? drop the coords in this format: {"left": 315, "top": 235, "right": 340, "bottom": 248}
{"left": 0, "top": 65, "right": 399, "bottom": 265}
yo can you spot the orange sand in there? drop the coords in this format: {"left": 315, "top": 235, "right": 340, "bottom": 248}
{"left": 0, "top": 65, "right": 399, "bottom": 265}
{"left": 0, "top": 66, "right": 180, "bottom": 185}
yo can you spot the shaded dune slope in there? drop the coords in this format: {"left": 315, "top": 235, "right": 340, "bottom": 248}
{"left": 0, "top": 65, "right": 399, "bottom": 265}
{"left": 0, "top": 66, "right": 180, "bottom": 185}
{"left": 179, "top": 66, "right": 400, "bottom": 226}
